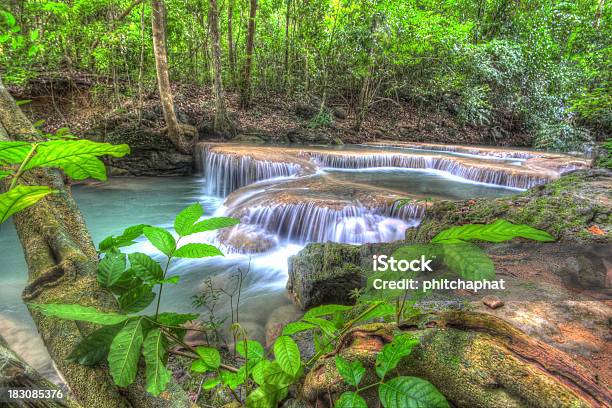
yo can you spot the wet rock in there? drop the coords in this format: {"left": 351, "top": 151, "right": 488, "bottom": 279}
{"left": 232, "top": 133, "right": 266, "bottom": 144}
{"left": 294, "top": 102, "right": 319, "bottom": 119}
{"left": 285, "top": 126, "right": 342, "bottom": 145}
{"left": 482, "top": 295, "right": 504, "bottom": 309}
{"left": 88, "top": 123, "right": 194, "bottom": 176}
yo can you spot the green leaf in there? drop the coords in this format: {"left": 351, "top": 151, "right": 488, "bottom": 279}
{"left": 97, "top": 252, "right": 127, "bottom": 288}
{"left": 375, "top": 334, "right": 420, "bottom": 379}
{"left": 30, "top": 303, "right": 129, "bottom": 325}
{"left": 173, "top": 243, "right": 223, "bottom": 258}
{"left": 0, "top": 170, "right": 13, "bottom": 180}
{"left": 24, "top": 140, "right": 130, "bottom": 181}
{"left": 15, "top": 99, "right": 32, "bottom": 106}
{"left": 143, "top": 226, "right": 176, "bottom": 257}
{"left": 118, "top": 285, "right": 156, "bottom": 313}
{"left": 99, "top": 224, "right": 148, "bottom": 252}
{"left": 108, "top": 318, "right": 145, "bottom": 387}
{"left": 157, "top": 275, "right": 180, "bottom": 284}
{"left": 128, "top": 252, "right": 164, "bottom": 282}
{"left": 379, "top": 376, "right": 449, "bottom": 408}
{"left": 190, "top": 359, "right": 212, "bottom": 373}
{"left": 0, "top": 186, "right": 56, "bottom": 224}
{"left": 335, "top": 391, "right": 367, "bottom": 408}
{"left": 67, "top": 323, "right": 124, "bottom": 365}
{"left": 190, "top": 216, "right": 240, "bottom": 234}
{"left": 202, "top": 377, "right": 221, "bottom": 390}
{"left": 432, "top": 220, "right": 555, "bottom": 244}
{"left": 441, "top": 242, "right": 495, "bottom": 280}
{"left": 251, "top": 359, "right": 272, "bottom": 385}
{"left": 195, "top": 346, "right": 221, "bottom": 370}
{"left": 143, "top": 328, "right": 171, "bottom": 396}
{"left": 282, "top": 321, "right": 316, "bottom": 336}
{"left": 303, "top": 317, "right": 337, "bottom": 337}
{"left": 109, "top": 269, "right": 142, "bottom": 296}
{"left": 174, "top": 203, "right": 204, "bottom": 236}
{"left": 0, "top": 141, "right": 31, "bottom": 164}
{"left": 273, "top": 335, "right": 301, "bottom": 376}
{"left": 303, "top": 304, "right": 352, "bottom": 319}
{"left": 155, "top": 312, "right": 198, "bottom": 326}
{"left": 334, "top": 356, "right": 365, "bottom": 387}
{"left": 236, "top": 339, "right": 265, "bottom": 361}
{"left": 355, "top": 302, "right": 396, "bottom": 323}
{"left": 220, "top": 367, "right": 247, "bottom": 389}
{"left": 246, "top": 387, "right": 274, "bottom": 408}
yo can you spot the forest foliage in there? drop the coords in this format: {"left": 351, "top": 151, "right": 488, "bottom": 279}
{"left": 0, "top": 0, "right": 610, "bottom": 149}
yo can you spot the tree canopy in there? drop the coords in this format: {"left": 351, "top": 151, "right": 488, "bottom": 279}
{"left": 1, "top": 0, "right": 609, "bottom": 150}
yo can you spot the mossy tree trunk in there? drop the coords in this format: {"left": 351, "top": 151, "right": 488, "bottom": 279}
{"left": 0, "top": 77, "right": 193, "bottom": 408}
{"left": 239, "top": 0, "right": 257, "bottom": 108}
{"left": 209, "top": 0, "right": 235, "bottom": 138}
{"left": 151, "top": 0, "right": 192, "bottom": 154}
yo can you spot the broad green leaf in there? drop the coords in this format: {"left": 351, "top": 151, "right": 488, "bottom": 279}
{"left": 191, "top": 359, "right": 212, "bottom": 373}
{"left": 108, "top": 318, "right": 145, "bottom": 387}
{"left": 303, "top": 304, "right": 352, "bottom": 319}
{"left": 97, "top": 252, "right": 127, "bottom": 288}
{"left": 335, "top": 391, "right": 367, "bottom": 408}
{"left": 355, "top": 302, "right": 396, "bottom": 323}
{"left": 251, "top": 359, "right": 272, "bottom": 385}
{"left": 109, "top": 269, "right": 142, "bottom": 296}
{"left": 376, "top": 334, "right": 419, "bottom": 379}
{"left": 202, "top": 377, "right": 221, "bottom": 390}
{"left": 155, "top": 312, "right": 198, "bottom": 326}
{"left": 274, "top": 335, "right": 301, "bottom": 376}
{"left": 0, "top": 141, "right": 31, "bottom": 164}
{"left": 334, "top": 356, "right": 365, "bottom": 387}
{"left": 261, "top": 362, "right": 292, "bottom": 402}
{"left": 128, "top": 252, "right": 164, "bottom": 282}
{"left": 67, "top": 323, "right": 124, "bottom": 365}
{"left": 30, "top": 303, "right": 129, "bottom": 325}
{"left": 303, "top": 317, "right": 337, "bottom": 337}
{"left": 16, "top": 99, "right": 32, "bottom": 106}
{"left": 379, "top": 376, "right": 449, "bottom": 408}
{"left": 441, "top": 242, "right": 495, "bottom": 280}
{"left": 157, "top": 275, "right": 180, "bottom": 284}
{"left": 99, "top": 224, "right": 148, "bottom": 252}
{"left": 173, "top": 243, "right": 223, "bottom": 258}
{"left": 0, "top": 186, "right": 56, "bottom": 224}
{"left": 196, "top": 346, "right": 221, "bottom": 370}
{"left": 246, "top": 387, "right": 274, "bottom": 408}
{"left": 143, "top": 329, "right": 171, "bottom": 396}
{"left": 143, "top": 226, "right": 176, "bottom": 257}
{"left": 118, "top": 285, "right": 156, "bottom": 313}
{"left": 432, "top": 220, "right": 555, "bottom": 244}
{"left": 282, "top": 321, "right": 316, "bottom": 336}
{"left": 220, "top": 367, "right": 247, "bottom": 390}
{"left": 174, "top": 203, "right": 204, "bottom": 236}
{"left": 237, "top": 339, "right": 265, "bottom": 361}
{"left": 190, "top": 216, "right": 240, "bottom": 234}
{"left": 24, "top": 140, "right": 130, "bottom": 181}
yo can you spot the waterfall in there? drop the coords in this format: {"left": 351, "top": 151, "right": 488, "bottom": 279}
{"left": 364, "top": 143, "right": 538, "bottom": 159}
{"left": 199, "top": 146, "right": 303, "bottom": 196}
{"left": 237, "top": 202, "right": 424, "bottom": 245}
{"left": 304, "top": 153, "right": 549, "bottom": 189}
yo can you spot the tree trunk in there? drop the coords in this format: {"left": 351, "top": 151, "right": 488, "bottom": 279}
{"left": 593, "top": 0, "right": 605, "bottom": 28}
{"left": 240, "top": 0, "right": 257, "bottom": 108}
{"left": 227, "top": 0, "right": 236, "bottom": 86}
{"left": 283, "top": 0, "right": 291, "bottom": 84}
{"left": 209, "top": 0, "right": 234, "bottom": 138}
{"left": 0, "top": 77, "right": 193, "bottom": 408}
{"left": 1, "top": 335, "right": 81, "bottom": 408}
{"left": 151, "top": 0, "right": 192, "bottom": 154}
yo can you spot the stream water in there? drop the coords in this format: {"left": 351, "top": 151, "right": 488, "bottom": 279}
{"left": 0, "top": 144, "right": 525, "bottom": 383}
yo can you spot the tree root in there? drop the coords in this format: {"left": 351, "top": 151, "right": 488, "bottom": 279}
{"left": 301, "top": 311, "right": 611, "bottom": 408}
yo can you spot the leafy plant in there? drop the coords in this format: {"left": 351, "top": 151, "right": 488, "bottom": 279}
{"left": 32, "top": 202, "right": 239, "bottom": 396}
{"left": 0, "top": 137, "right": 130, "bottom": 225}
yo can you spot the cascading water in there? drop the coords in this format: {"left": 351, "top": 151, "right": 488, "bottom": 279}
{"left": 200, "top": 146, "right": 303, "bottom": 196}
{"left": 304, "top": 152, "right": 549, "bottom": 189}
{"left": 238, "top": 202, "right": 424, "bottom": 245}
